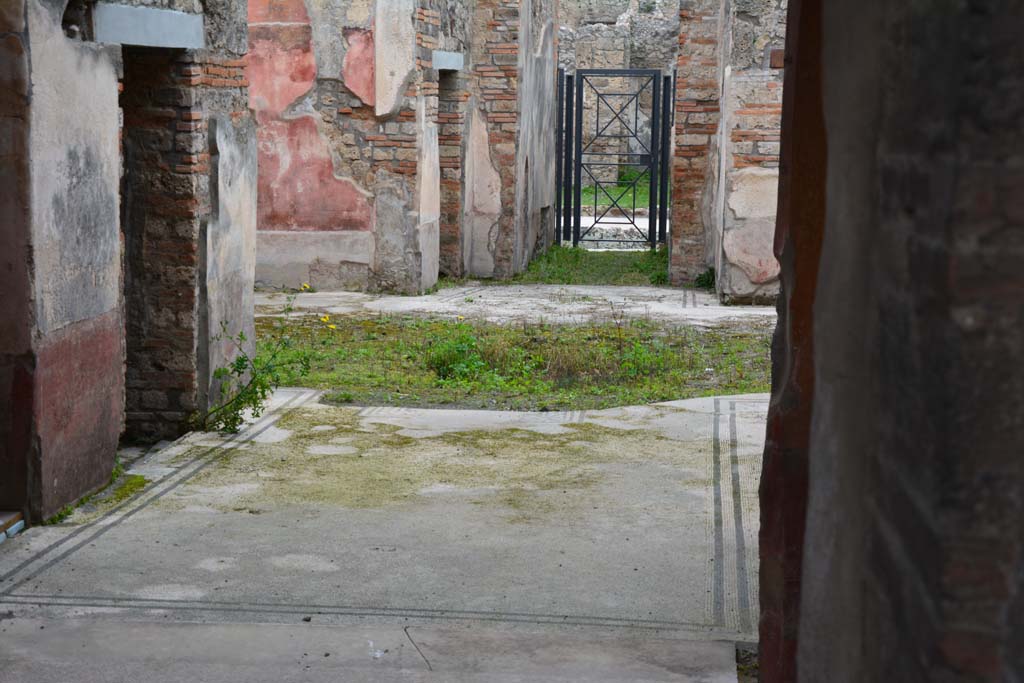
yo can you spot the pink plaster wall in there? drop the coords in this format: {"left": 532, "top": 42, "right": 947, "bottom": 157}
{"left": 247, "top": 0, "right": 372, "bottom": 232}
{"left": 343, "top": 28, "right": 375, "bottom": 107}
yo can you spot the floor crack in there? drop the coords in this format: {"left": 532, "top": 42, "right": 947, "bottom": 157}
{"left": 404, "top": 626, "right": 433, "bottom": 671}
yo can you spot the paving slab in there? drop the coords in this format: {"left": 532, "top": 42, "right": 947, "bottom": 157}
{"left": 0, "top": 618, "right": 737, "bottom": 682}
{"left": 0, "top": 389, "right": 766, "bottom": 680}
{"left": 256, "top": 284, "right": 777, "bottom": 326}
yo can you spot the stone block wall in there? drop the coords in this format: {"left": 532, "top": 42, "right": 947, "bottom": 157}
{"left": 558, "top": 2, "right": 680, "bottom": 186}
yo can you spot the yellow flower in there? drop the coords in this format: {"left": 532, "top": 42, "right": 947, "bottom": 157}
{"left": 327, "top": 324, "right": 337, "bottom": 330}
{"left": 456, "top": 315, "right": 465, "bottom": 321}
{"left": 301, "top": 283, "right": 311, "bottom": 291}
{"left": 320, "top": 315, "right": 330, "bottom": 323}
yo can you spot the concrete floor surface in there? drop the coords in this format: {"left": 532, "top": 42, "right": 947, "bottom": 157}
{"left": 0, "top": 389, "right": 766, "bottom": 681}
{"left": 256, "top": 284, "right": 777, "bottom": 327}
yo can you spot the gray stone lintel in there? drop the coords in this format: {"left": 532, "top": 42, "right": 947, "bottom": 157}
{"left": 93, "top": 3, "right": 205, "bottom": 49}
{"left": 433, "top": 50, "right": 465, "bottom": 72}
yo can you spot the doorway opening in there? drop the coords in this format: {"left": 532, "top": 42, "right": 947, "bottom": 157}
{"left": 437, "top": 69, "right": 468, "bottom": 278}
{"left": 120, "top": 47, "right": 203, "bottom": 443}
{"left": 556, "top": 68, "right": 674, "bottom": 251}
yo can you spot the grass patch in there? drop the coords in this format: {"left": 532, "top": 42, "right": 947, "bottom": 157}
{"left": 256, "top": 315, "right": 772, "bottom": 411}
{"left": 579, "top": 168, "right": 652, "bottom": 211}
{"left": 434, "top": 244, "right": 673, "bottom": 289}
{"left": 500, "top": 245, "right": 670, "bottom": 286}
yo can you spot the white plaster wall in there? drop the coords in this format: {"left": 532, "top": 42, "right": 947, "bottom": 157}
{"left": 417, "top": 95, "right": 441, "bottom": 291}
{"left": 374, "top": 0, "right": 416, "bottom": 117}
{"left": 27, "top": 0, "right": 121, "bottom": 334}
{"left": 203, "top": 116, "right": 259, "bottom": 408}
{"left": 256, "top": 231, "right": 374, "bottom": 290}
{"left": 513, "top": 0, "right": 557, "bottom": 272}
{"left": 462, "top": 107, "right": 501, "bottom": 278}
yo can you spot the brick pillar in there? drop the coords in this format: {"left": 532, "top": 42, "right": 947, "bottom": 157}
{"left": 472, "top": 0, "right": 520, "bottom": 278}
{"left": 121, "top": 48, "right": 252, "bottom": 441}
{"left": 438, "top": 71, "right": 469, "bottom": 277}
{"left": 669, "top": 1, "right": 722, "bottom": 285}
{"left": 121, "top": 48, "right": 205, "bottom": 442}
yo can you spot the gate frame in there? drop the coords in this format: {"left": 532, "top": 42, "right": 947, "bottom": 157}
{"left": 557, "top": 68, "right": 673, "bottom": 250}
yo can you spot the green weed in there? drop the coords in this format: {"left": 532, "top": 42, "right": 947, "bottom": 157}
{"left": 508, "top": 245, "right": 670, "bottom": 286}
{"left": 695, "top": 268, "right": 716, "bottom": 290}
{"left": 259, "top": 315, "right": 772, "bottom": 411}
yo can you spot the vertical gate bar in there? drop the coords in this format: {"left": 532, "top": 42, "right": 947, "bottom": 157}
{"left": 563, "top": 74, "right": 575, "bottom": 244}
{"left": 659, "top": 74, "right": 672, "bottom": 244}
{"left": 648, "top": 76, "right": 660, "bottom": 247}
{"left": 555, "top": 68, "right": 564, "bottom": 245}
{"left": 573, "top": 74, "right": 584, "bottom": 247}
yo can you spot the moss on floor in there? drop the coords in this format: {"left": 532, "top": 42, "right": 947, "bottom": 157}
{"left": 163, "top": 405, "right": 701, "bottom": 523}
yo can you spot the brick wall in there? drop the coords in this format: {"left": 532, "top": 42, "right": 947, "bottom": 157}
{"left": 121, "top": 48, "right": 252, "bottom": 441}
{"left": 121, "top": 48, "right": 202, "bottom": 442}
{"left": 670, "top": 0, "right": 721, "bottom": 284}
{"left": 471, "top": 0, "right": 520, "bottom": 277}
{"left": 438, "top": 70, "right": 469, "bottom": 276}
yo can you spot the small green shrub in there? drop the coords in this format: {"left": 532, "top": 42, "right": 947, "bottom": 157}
{"left": 427, "top": 330, "right": 488, "bottom": 381}
{"left": 649, "top": 269, "right": 669, "bottom": 286}
{"left": 695, "top": 268, "right": 716, "bottom": 291}
{"left": 194, "top": 292, "right": 313, "bottom": 433}
{"left": 621, "top": 340, "right": 668, "bottom": 377}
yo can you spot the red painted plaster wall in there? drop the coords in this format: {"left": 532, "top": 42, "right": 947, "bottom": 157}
{"left": 247, "top": 0, "right": 372, "bottom": 233}
{"left": 34, "top": 312, "right": 124, "bottom": 520}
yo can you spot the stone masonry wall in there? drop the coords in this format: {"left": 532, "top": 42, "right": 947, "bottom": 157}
{"left": 249, "top": 0, "right": 555, "bottom": 288}
{"left": 710, "top": 0, "right": 786, "bottom": 302}
{"left": 248, "top": 0, "right": 446, "bottom": 294}
{"left": 559, "top": 2, "right": 680, "bottom": 186}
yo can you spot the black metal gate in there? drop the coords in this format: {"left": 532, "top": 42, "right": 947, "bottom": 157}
{"left": 556, "top": 68, "right": 675, "bottom": 248}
